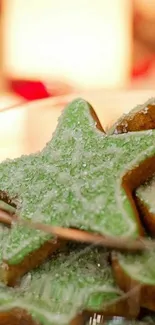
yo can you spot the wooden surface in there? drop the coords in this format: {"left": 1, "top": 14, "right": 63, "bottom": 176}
{"left": 0, "top": 89, "right": 155, "bottom": 162}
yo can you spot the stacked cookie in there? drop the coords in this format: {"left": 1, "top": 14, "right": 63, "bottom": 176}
{"left": 0, "top": 98, "right": 155, "bottom": 324}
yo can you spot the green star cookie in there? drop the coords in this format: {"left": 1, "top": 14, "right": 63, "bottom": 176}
{"left": 136, "top": 177, "right": 155, "bottom": 235}
{"left": 108, "top": 98, "right": 155, "bottom": 235}
{"left": 112, "top": 249, "right": 155, "bottom": 311}
{"left": 1, "top": 98, "right": 155, "bottom": 283}
{"left": 107, "top": 98, "right": 155, "bottom": 312}
{"left": 0, "top": 245, "right": 131, "bottom": 325}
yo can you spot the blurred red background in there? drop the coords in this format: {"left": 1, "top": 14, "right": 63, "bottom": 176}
{"left": 1, "top": 0, "right": 155, "bottom": 102}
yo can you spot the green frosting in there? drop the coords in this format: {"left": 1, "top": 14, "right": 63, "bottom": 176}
{"left": 1, "top": 98, "right": 155, "bottom": 265}
{"left": 106, "top": 98, "right": 155, "bottom": 297}
{"left": 136, "top": 176, "right": 155, "bottom": 214}
{"left": 0, "top": 224, "right": 9, "bottom": 264}
{"left": 115, "top": 249, "right": 155, "bottom": 285}
{"left": 115, "top": 180, "right": 155, "bottom": 286}
{"left": 0, "top": 247, "right": 122, "bottom": 325}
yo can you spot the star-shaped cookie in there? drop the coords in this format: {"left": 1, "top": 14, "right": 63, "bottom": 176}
{"left": 136, "top": 176, "right": 155, "bottom": 236}
{"left": 109, "top": 99, "right": 155, "bottom": 311}
{"left": 0, "top": 241, "right": 139, "bottom": 325}
{"left": 1, "top": 98, "right": 155, "bottom": 284}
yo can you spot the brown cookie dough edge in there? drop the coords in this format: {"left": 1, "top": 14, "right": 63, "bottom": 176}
{"left": 89, "top": 104, "right": 104, "bottom": 132}
{"left": 0, "top": 303, "right": 139, "bottom": 325}
{"left": 0, "top": 308, "right": 37, "bottom": 325}
{"left": 135, "top": 195, "right": 155, "bottom": 236}
{"left": 1, "top": 239, "right": 65, "bottom": 286}
{"left": 0, "top": 309, "right": 89, "bottom": 325}
{"left": 110, "top": 103, "right": 155, "bottom": 134}
{"left": 112, "top": 254, "right": 155, "bottom": 312}
{"left": 87, "top": 294, "right": 140, "bottom": 319}
{"left": 122, "top": 155, "right": 155, "bottom": 236}
{"left": 110, "top": 102, "right": 155, "bottom": 312}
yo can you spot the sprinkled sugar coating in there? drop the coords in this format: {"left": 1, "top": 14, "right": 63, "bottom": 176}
{"left": 108, "top": 98, "right": 155, "bottom": 237}
{"left": 105, "top": 98, "right": 155, "bottom": 312}
{"left": 114, "top": 249, "right": 155, "bottom": 285}
{"left": 0, "top": 224, "right": 9, "bottom": 264}
{"left": 135, "top": 171, "right": 155, "bottom": 249}
{"left": 0, "top": 248, "right": 122, "bottom": 325}
{"left": 112, "top": 244, "right": 155, "bottom": 312}
{"left": 135, "top": 176, "right": 155, "bottom": 238}
{"left": 136, "top": 177, "right": 155, "bottom": 214}
{"left": 1, "top": 98, "right": 155, "bottom": 265}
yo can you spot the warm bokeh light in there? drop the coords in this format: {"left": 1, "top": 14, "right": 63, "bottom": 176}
{"left": 4, "top": 0, "right": 132, "bottom": 88}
